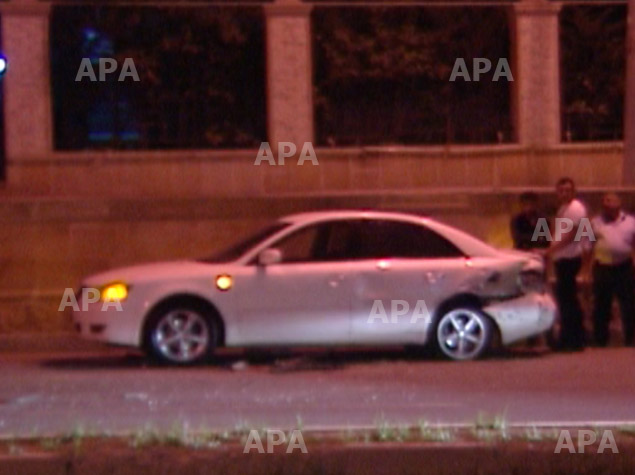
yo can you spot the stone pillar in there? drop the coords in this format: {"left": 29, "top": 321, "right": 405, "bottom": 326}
{"left": 0, "top": 0, "right": 53, "bottom": 160}
{"left": 624, "top": 0, "right": 635, "bottom": 185}
{"left": 510, "top": 0, "right": 561, "bottom": 146}
{"left": 265, "top": 0, "right": 314, "bottom": 148}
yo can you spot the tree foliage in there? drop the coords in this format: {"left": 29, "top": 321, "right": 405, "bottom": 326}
{"left": 560, "top": 5, "right": 625, "bottom": 141}
{"left": 313, "top": 7, "right": 512, "bottom": 146}
{"left": 51, "top": 6, "right": 266, "bottom": 150}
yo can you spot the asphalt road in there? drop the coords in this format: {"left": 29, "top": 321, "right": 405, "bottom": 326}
{"left": 0, "top": 343, "right": 634, "bottom": 437}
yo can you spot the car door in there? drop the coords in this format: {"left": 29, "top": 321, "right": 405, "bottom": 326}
{"left": 233, "top": 219, "right": 362, "bottom": 345}
{"left": 349, "top": 219, "right": 467, "bottom": 344}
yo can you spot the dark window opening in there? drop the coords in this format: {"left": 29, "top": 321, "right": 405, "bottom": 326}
{"left": 313, "top": 7, "right": 512, "bottom": 146}
{"left": 50, "top": 6, "right": 266, "bottom": 150}
{"left": 560, "top": 5, "right": 625, "bottom": 142}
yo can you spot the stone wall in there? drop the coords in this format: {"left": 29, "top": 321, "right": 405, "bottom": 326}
{"left": 0, "top": 143, "right": 630, "bottom": 333}
{"left": 0, "top": 0, "right": 629, "bottom": 333}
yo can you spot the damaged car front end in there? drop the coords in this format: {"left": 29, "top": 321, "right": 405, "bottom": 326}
{"left": 428, "top": 249, "right": 556, "bottom": 360}
{"left": 480, "top": 254, "right": 556, "bottom": 345}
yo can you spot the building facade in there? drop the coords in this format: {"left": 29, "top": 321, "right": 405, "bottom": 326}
{"left": 0, "top": 0, "right": 629, "bottom": 331}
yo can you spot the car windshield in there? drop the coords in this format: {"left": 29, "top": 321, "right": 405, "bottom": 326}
{"left": 199, "top": 222, "right": 290, "bottom": 263}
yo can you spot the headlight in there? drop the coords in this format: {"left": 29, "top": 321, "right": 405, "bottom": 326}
{"left": 100, "top": 282, "right": 129, "bottom": 302}
{"left": 518, "top": 270, "right": 546, "bottom": 294}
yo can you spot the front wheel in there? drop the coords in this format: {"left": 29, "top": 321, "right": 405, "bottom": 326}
{"left": 435, "top": 307, "right": 493, "bottom": 361}
{"left": 145, "top": 303, "right": 217, "bottom": 365}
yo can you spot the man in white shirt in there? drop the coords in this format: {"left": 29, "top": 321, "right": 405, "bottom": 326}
{"left": 590, "top": 193, "right": 635, "bottom": 346}
{"left": 545, "top": 177, "right": 589, "bottom": 351}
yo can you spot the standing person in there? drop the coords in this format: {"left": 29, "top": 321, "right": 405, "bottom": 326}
{"left": 510, "top": 192, "right": 549, "bottom": 250}
{"left": 545, "top": 177, "right": 589, "bottom": 351}
{"left": 590, "top": 193, "right": 635, "bottom": 347}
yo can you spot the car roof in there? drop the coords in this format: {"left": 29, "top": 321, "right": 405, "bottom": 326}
{"left": 279, "top": 209, "right": 428, "bottom": 225}
{"left": 277, "top": 209, "right": 500, "bottom": 257}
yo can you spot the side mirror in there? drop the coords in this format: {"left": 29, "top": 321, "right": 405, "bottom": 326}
{"left": 258, "top": 248, "right": 282, "bottom": 266}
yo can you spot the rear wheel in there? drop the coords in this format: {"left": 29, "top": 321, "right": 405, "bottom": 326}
{"left": 145, "top": 302, "right": 217, "bottom": 365}
{"left": 435, "top": 307, "right": 493, "bottom": 360}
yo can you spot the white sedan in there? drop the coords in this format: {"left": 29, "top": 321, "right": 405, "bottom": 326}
{"left": 73, "top": 210, "right": 556, "bottom": 364}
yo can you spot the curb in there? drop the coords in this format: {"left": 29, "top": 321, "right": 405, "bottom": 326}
{"left": 0, "top": 333, "right": 108, "bottom": 354}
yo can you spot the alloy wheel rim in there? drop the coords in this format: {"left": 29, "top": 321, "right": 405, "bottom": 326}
{"left": 437, "top": 309, "right": 486, "bottom": 360}
{"left": 152, "top": 309, "right": 210, "bottom": 362}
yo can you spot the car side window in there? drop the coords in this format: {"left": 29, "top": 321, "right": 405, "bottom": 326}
{"left": 358, "top": 220, "right": 464, "bottom": 259}
{"left": 317, "top": 220, "right": 362, "bottom": 261}
{"left": 264, "top": 220, "right": 362, "bottom": 264}
{"left": 272, "top": 225, "right": 321, "bottom": 263}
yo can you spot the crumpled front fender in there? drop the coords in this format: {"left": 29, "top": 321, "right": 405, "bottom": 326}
{"left": 483, "top": 292, "right": 556, "bottom": 345}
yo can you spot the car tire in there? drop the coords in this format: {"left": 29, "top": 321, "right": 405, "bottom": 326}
{"left": 144, "top": 301, "right": 217, "bottom": 366}
{"left": 435, "top": 307, "right": 493, "bottom": 361}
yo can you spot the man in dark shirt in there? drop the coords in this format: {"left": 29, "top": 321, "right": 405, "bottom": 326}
{"left": 510, "top": 192, "right": 550, "bottom": 348}
{"left": 510, "top": 192, "right": 549, "bottom": 250}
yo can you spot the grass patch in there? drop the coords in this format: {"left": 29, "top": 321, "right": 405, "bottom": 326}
{"left": 418, "top": 420, "right": 455, "bottom": 442}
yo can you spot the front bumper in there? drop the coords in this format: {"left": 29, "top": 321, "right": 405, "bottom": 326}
{"left": 72, "top": 296, "right": 144, "bottom": 348}
{"left": 483, "top": 292, "right": 556, "bottom": 345}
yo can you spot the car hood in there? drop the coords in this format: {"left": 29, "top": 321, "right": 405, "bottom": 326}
{"left": 81, "top": 260, "right": 231, "bottom": 286}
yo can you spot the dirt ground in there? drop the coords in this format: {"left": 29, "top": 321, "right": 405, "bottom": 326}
{"left": 2, "top": 433, "right": 635, "bottom": 475}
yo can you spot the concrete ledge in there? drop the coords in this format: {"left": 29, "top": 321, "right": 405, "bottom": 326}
{"left": 2, "top": 143, "right": 625, "bottom": 198}
{"left": 6, "top": 142, "right": 623, "bottom": 164}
